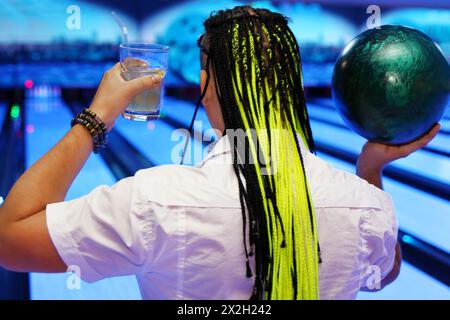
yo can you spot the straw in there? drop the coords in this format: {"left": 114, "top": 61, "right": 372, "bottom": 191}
{"left": 111, "top": 11, "right": 129, "bottom": 44}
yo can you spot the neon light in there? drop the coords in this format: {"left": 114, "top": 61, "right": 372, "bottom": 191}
{"left": 24, "top": 79, "right": 34, "bottom": 89}
{"left": 402, "top": 235, "right": 415, "bottom": 244}
{"left": 10, "top": 105, "right": 20, "bottom": 119}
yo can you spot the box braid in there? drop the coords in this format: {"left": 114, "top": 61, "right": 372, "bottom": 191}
{"left": 202, "top": 6, "right": 319, "bottom": 300}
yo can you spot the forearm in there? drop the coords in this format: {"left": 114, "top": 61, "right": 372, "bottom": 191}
{"left": 357, "top": 149, "right": 403, "bottom": 289}
{"left": 0, "top": 124, "right": 93, "bottom": 223}
{"left": 356, "top": 154, "right": 384, "bottom": 190}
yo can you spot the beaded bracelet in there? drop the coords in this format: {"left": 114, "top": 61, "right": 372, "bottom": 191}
{"left": 71, "top": 109, "right": 108, "bottom": 153}
{"left": 77, "top": 112, "right": 107, "bottom": 144}
{"left": 71, "top": 113, "right": 107, "bottom": 153}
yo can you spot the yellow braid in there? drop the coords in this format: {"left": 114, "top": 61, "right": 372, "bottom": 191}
{"left": 231, "top": 21, "right": 319, "bottom": 300}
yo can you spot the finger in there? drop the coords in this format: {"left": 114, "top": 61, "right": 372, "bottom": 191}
{"left": 416, "top": 123, "right": 441, "bottom": 145}
{"left": 108, "top": 62, "right": 122, "bottom": 74}
{"left": 400, "top": 123, "right": 441, "bottom": 154}
{"left": 104, "top": 62, "right": 122, "bottom": 78}
{"left": 126, "top": 75, "right": 162, "bottom": 95}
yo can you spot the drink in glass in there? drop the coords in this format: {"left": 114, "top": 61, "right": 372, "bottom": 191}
{"left": 119, "top": 43, "right": 169, "bottom": 120}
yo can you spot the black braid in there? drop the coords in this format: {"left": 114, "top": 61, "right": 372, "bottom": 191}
{"left": 202, "top": 6, "right": 317, "bottom": 299}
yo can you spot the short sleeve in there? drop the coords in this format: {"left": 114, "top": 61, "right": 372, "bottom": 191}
{"left": 46, "top": 176, "right": 152, "bottom": 283}
{"left": 358, "top": 189, "right": 398, "bottom": 290}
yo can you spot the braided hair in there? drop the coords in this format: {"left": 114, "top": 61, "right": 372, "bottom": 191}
{"left": 200, "top": 6, "right": 319, "bottom": 300}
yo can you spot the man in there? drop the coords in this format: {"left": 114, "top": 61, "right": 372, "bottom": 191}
{"left": 0, "top": 6, "right": 440, "bottom": 299}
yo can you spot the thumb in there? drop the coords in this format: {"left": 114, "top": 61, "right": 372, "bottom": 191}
{"left": 126, "top": 75, "right": 162, "bottom": 96}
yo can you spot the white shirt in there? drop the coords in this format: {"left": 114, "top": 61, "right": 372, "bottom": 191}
{"left": 46, "top": 135, "right": 398, "bottom": 300}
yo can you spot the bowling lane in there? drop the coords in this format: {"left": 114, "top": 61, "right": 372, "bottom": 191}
{"left": 308, "top": 101, "right": 450, "bottom": 151}
{"left": 317, "top": 153, "right": 450, "bottom": 300}
{"left": 443, "top": 107, "right": 450, "bottom": 121}
{"left": 307, "top": 102, "right": 450, "bottom": 185}
{"left": 438, "top": 110, "right": 450, "bottom": 131}
{"left": 163, "top": 96, "right": 211, "bottom": 128}
{"left": 308, "top": 98, "right": 450, "bottom": 151}
{"left": 0, "top": 102, "right": 7, "bottom": 130}
{"left": 0, "top": 101, "right": 7, "bottom": 201}
{"left": 114, "top": 97, "right": 213, "bottom": 166}
{"left": 357, "top": 261, "right": 450, "bottom": 300}
{"left": 310, "top": 120, "right": 450, "bottom": 252}
{"left": 26, "top": 87, "right": 141, "bottom": 300}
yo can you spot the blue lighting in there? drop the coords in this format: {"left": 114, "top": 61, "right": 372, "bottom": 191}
{"left": 0, "top": 0, "right": 138, "bottom": 43}
{"left": 382, "top": 8, "right": 450, "bottom": 58}
{"left": 402, "top": 234, "right": 415, "bottom": 245}
{"left": 142, "top": 1, "right": 357, "bottom": 84}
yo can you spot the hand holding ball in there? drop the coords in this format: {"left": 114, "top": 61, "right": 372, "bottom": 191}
{"left": 332, "top": 25, "right": 450, "bottom": 145}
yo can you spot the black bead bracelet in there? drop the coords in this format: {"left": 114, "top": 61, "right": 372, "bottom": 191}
{"left": 71, "top": 109, "right": 108, "bottom": 153}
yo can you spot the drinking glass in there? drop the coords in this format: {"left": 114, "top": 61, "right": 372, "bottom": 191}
{"left": 119, "top": 43, "right": 169, "bottom": 120}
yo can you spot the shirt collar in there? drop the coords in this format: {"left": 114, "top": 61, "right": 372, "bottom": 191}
{"left": 195, "top": 135, "right": 231, "bottom": 167}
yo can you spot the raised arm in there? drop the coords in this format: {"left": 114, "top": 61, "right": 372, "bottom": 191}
{"left": 0, "top": 63, "right": 161, "bottom": 272}
{"left": 356, "top": 123, "right": 440, "bottom": 290}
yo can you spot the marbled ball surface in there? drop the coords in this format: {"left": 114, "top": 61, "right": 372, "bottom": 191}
{"left": 332, "top": 25, "right": 450, "bottom": 144}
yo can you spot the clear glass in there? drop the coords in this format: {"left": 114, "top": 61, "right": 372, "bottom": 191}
{"left": 119, "top": 43, "right": 169, "bottom": 121}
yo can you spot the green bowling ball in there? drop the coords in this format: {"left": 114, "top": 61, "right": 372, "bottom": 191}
{"left": 332, "top": 25, "right": 450, "bottom": 145}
